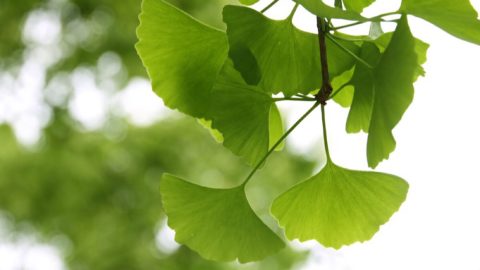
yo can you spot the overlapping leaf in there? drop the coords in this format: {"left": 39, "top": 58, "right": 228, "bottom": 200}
{"left": 207, "top": 61, "right": 274, "bottom": 165}
{"left": 223, "top": 5, "right": 360, "bottom": 95}
{"left": 366, "top": 16, "right": 418, "bottom": 168}
{"left": 345, "top": 43, "right": 381, "bottom": 133}
{"left": 161, "top": 174, "right": 284, "bottom": 262}
{"left": 136, "top": 0, "right": 284, "bottom": 166}
{"left": 335, "top": 17, "right": 420, "bottom": 168}
{"left": 135, "top": 0, "right": 228, "bottom": 117}
{"left": 401, "top": 0, "right": 480, "bottom": 45}
{"left": 271, "top": 162, "right": 408, "bottom": 248}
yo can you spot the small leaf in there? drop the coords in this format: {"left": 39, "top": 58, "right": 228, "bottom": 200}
{"left": 401, "top": 0, "right": 480, "bottom": 45}
{"left": 331, "top": 67, "right": 355, "bottom": 108}
{"left": 223, "top": 5, "right": 360, "bottom": 95}
{"left": 161, "top": 174, "right": 285, "bottom": 262}
{"left": 136, "top": 0, "right": 228, "bottom": 117}
{"left": 271, "top": 163, "right": 408, "bottom": 248}
{"left": 294, "top": 0, "right": 367, "bottom": 21}
{"left": 374, "top": 32, "right": 429, "bottom": 79}
{"left": 343, "top": 0, "right": 376, "bottom": 13}
{"left": 346, "top": 43, "right": 381, "bottom": 133}
{"left": 367, "top": 16, "right": 417, "bottom": 168}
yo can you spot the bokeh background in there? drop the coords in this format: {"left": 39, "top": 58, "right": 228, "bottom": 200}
{"left": 1, "top": 0, "right": 480, "bottom": 269}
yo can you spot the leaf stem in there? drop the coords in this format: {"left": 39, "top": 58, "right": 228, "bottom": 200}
{"left": 321, "top": 105, "right": 332, "bottom": 162}
{"left": 329, "top": 11, "right": 400, "bottom": 31}
{"left": 315, "top": 17, "right": 332, "bottom": 104}
{"left": 326, "top": 34, "right": 374, "bottom": 69}
{"left": 242, "top": 102, "right": 321, "bottom": 187}
{"left": 287, "top": 4, "right": 300, "bottom": 21}
{"left": 273, "top": 97, "right": 316, "bottom": 102}
{"left": 261, "top": 0, "right": 280, "bottom": 13}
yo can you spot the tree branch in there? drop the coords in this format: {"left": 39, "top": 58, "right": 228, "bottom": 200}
{"left": 315, "top": 17, "right": 333, "bottom": 105}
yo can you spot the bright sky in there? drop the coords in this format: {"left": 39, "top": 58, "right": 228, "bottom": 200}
{"left": 1, "top": 0, "right": 480, "bottom": 269}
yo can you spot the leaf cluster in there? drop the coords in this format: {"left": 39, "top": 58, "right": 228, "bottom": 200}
{"left": 135, "top": 0, "right": 480, "bottom": 263}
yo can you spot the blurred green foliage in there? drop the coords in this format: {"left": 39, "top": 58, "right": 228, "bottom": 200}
{"left": 0, "top": 0, "right": 236, "bottom": 77}
{"left": 0, "top": 110, "right": 314, "bottom": 269}
{"left": 0, "top": 0, "right": 316, "bottom": 268}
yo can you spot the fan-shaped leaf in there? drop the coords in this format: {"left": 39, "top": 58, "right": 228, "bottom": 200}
{"left": 271, "top": 163, "right": 408, "bottom": 248}
{"left": 366, "top": 16, "right": 417, "bottom": 168}
{"left": 401, "top": 0, "right": 480, "bottom": 45}
{"left": 161, "top": 174, "right": 285, "bottom": 262}
{"left": 135, "top": 0, "right": 228, "bottom": 117}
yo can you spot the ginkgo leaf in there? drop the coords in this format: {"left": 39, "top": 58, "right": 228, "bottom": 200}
{"left": 401, "top": 0, "right": 480, "bottom": 45}
{"left": 271, "top": 162, "right": 408, "bottom": 248}
{"left": 223, "top": 5, "right": 360, "bottom": 95}
{"left": 135, "top": 0, "right": 228, "bottom": 117}
{"left": 136, "top": 0, "right": 281, "bottom": 166}
{"left": 343, "top": 0, "right": 376, "bottom": 13}
{"left": 161, "top": 174, "right": 285, "bottom": 263}
{"left": 374, "top": 32, "right": 429, "bottom": 79}
{"left": 294, "top": 0, "right": 367, "bottom": 21}
{"left": 367, "top": 16, "right": 417, "bottom": 168}
{"left": 208, "top": 61, "right": 274, "bottom": 165}
{"left": 346, "top": 43, "right": 381, "bottom": 133}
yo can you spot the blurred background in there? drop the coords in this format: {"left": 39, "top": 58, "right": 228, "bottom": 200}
{"left": 1, "top": 0, "right": 480, "bottom": 269}
{"left": 0, "top": 0, "right": 317, "bottom": 269}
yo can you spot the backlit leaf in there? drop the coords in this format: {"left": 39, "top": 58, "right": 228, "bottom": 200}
{"left": 161, "top": 174, "right": 285, "bottom": 262}
{"left": 208, "top": 61, "right": 274, "bottom": 165}
{"left": 223, "top": 5, "right": 360, "bottom": 95}
{"left": 346, "top": 43, "right": 381, "bottom": 133}
{"left": 401, "top": 0, "right": 480, "bottom": 45}
{"left": 271, "top": 162, "right": 408, "bottom": 248}
{"left": 136, "top": 1, "right": 282, "bottom": 166}
{"left": 367, "top": 16, "right": 417, "bottom": 168}
{"left": 136, "top": 0, "right": 228, "bottom": 117}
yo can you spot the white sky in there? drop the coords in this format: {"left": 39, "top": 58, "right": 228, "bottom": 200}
{"left": 1, "top": 0, "right": 480, "bottom": 269}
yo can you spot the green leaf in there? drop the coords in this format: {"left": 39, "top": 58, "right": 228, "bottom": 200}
{"left": 136, "top": 0, "right": 228, "bottom": 117}
{"left": 223, "top": 5, "right": 360, "bottom": 95}
{"left": 240, "top": 0, "right": 259, "bottom": 5}
{"left": 331, "top": 67, "right": 355, "bottom": 108}
{"left": 346, "top": 43, "right": 381, "bottom": 133}
{"left": 343, "top": 0, "right": 376, "bottom": 13}
{"left": 401, "top": 0, "right": 480, "bottom": 45}
{"left": 374, "top": 32, "right": 429, "bottom": 79}
{"left": 208, "top": 61, "right": 274, "bottom": 165}
{"left": 269, "top": 104, "right": 285, "bottom": 151}
{"left": 161, "top": 174, "right": 285, "bottom": 262}
{"left": 367, "top": 16, "right": 417, "bottom": 168}
{"left": 294, "top": 0, "right": 367, "bottom": 21}
{"left": 271, "top": 162, "right": 408, "bottom": 248}
{"left": 136, "top": 1, "right": 281, "bottom": 166}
